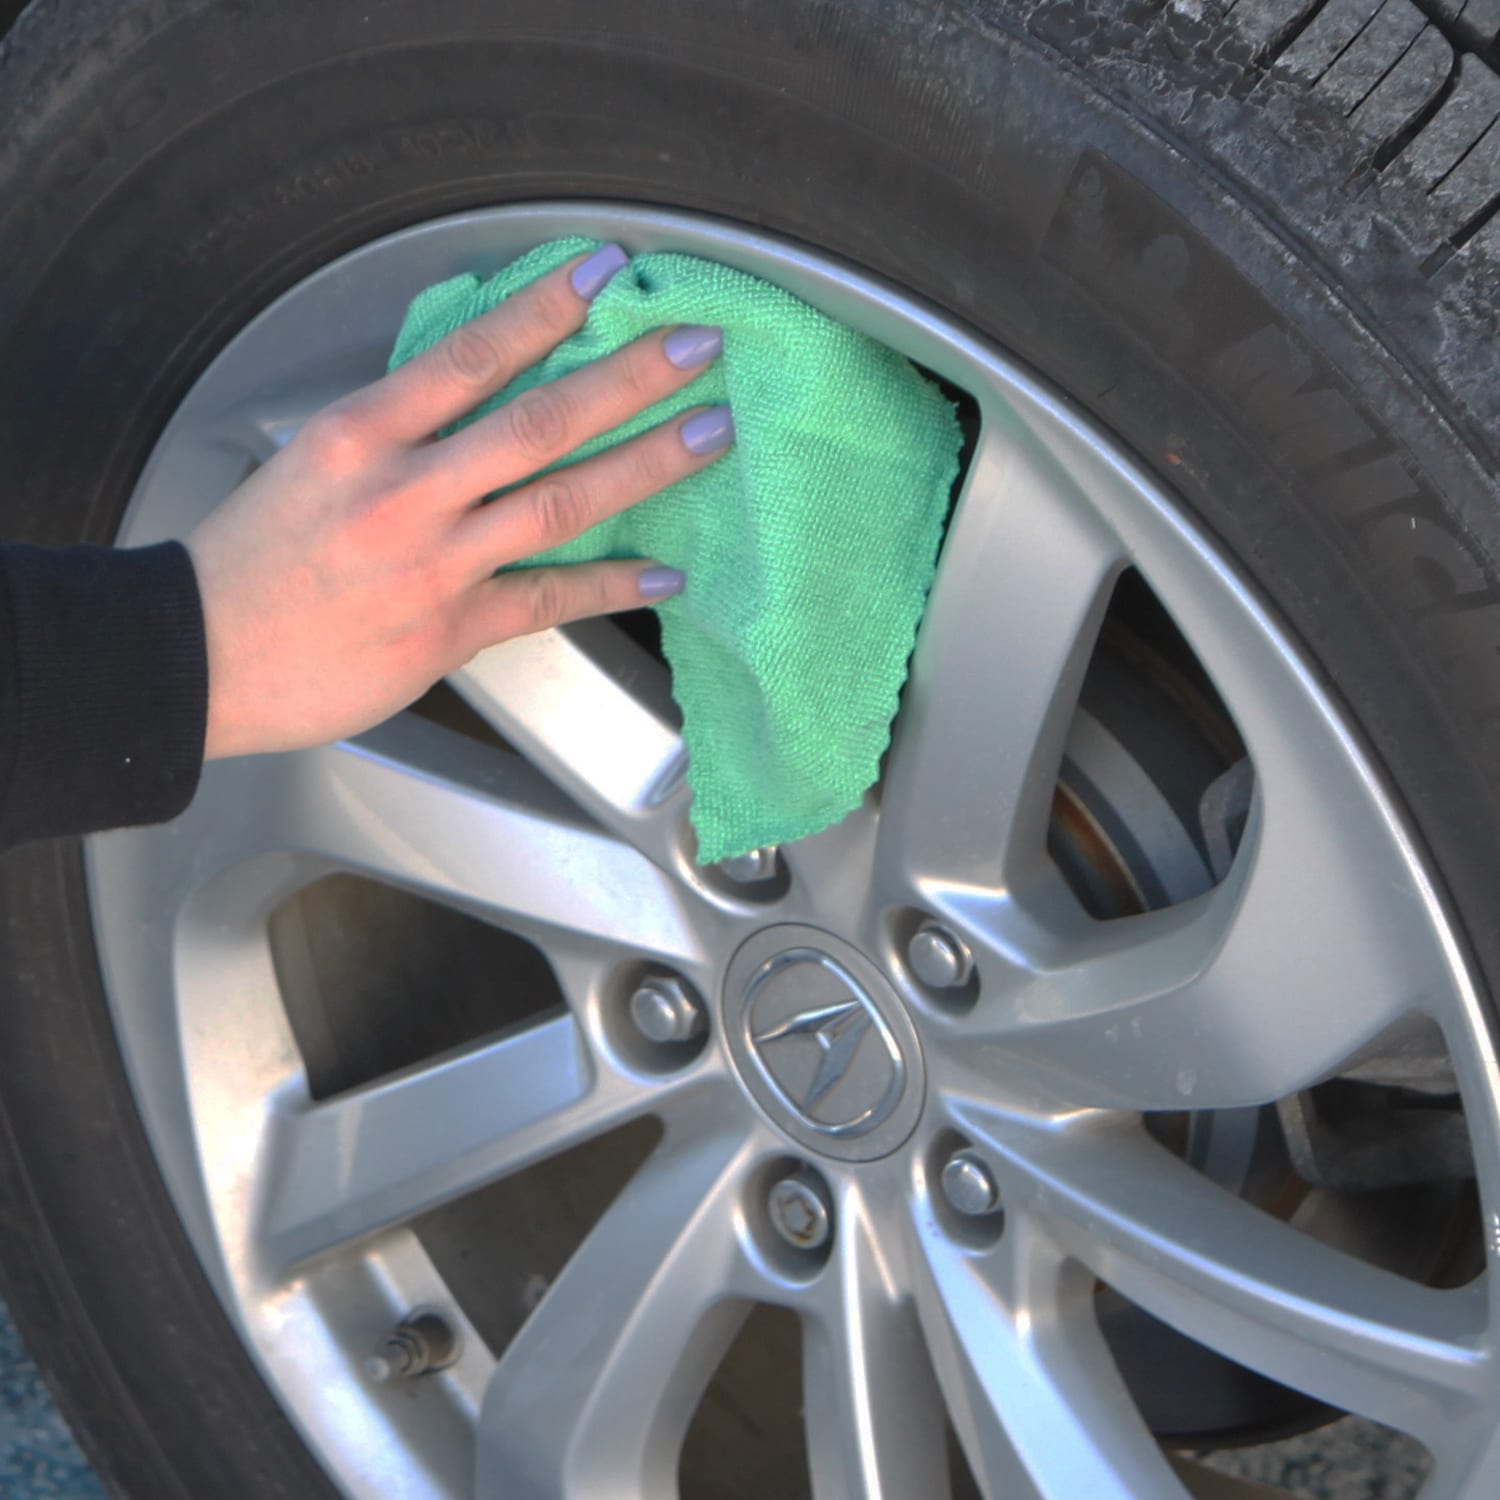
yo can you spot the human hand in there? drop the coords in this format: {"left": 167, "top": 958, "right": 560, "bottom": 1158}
{"left": 185, "top": 244, "right": 732, "bottom": 761}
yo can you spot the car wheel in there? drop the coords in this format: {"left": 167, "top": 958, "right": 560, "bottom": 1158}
{"left": 1, "top": 3, "right": 1498, "bottom": 1498}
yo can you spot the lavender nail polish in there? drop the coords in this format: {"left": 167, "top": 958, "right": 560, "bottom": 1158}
{"left": 570, "top": 243, "right": 629, "bottom": 300}
{"left": 663, "top": 324, "right": 724, "bottom": 370}
{"left": 681, "top": 405, "right": 735, "bottom": 456}
{"left": 638, "top": 566, "right": 687, "bottom": 600}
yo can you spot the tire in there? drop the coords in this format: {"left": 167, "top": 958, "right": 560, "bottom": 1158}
{"left": 0, "top": 2, "right": 1497, "bottom": 1497}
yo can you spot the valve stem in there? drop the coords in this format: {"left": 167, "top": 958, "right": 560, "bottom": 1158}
{"left": 363, "top": 1311, "right": 460, "bottom": 1383}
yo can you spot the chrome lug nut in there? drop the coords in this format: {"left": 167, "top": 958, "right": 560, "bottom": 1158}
{"left": 767, "top": 1173, "right": 832, "bottom": 1251}
{"left": 364, "top": 1311, "right": 459, "bottom": 1383}
{"left": 908, "top": 923, "right": 973, "bottom": 989}
{"left": 629, "top": 976, "right": 706, "bottom": 1044}
{"left": 940, "top": 1149, "right": 1002, "bottom": 1217}
{"left": 719, "top": 846, "right": 778, "bottom": 884}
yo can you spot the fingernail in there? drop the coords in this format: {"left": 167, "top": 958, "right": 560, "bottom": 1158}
{"left": 570, "top": 243, "right": 629, "bottom": 300}
{"left": 680, "top": 405, "right": 735, "bottom": 456}
{"left": 663, "top": 324, "right": 724, "bottom": 370}
{"left": 638, "top": 565, "right": 687, "bottom": 600}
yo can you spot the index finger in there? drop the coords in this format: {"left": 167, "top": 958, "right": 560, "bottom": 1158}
{"left": 347, "top": 243, "right": 629, "bottom": 447}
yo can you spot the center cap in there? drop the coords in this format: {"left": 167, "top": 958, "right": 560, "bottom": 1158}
{"left": 723, "top": 925, "right": 926, "bottom": 1162}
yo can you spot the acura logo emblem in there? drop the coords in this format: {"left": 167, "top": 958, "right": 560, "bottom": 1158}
{"left": 743, "top": 949, "right": 906, "bottom": 1137}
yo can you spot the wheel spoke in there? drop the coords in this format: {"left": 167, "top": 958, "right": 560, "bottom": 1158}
{"left": 208, "top": 387, "right": 320, "bottom": 463}
{"left": 475, "top": 1118, "right": 754, "bottom": 1500}
{"left": 128, "top": 348, "right": 383, "bottom": 541}
{"left": 257, "top": 1015, "right": 702, "bottom": 1270}
{"left": 167, "top": 712, "right": 710, "bottom": 972}
{"left": 968, "top": 1110, "right": 1493, "bottom": 1452}
{"left": 877, "top": 420, "right": 1125, "bottom": 897}
{"left": 802, "top": 1182, "right": 949, "bottom": 1500}
{"left": 911, "top": 1212, "right": 1187, "bottom": 1500}
{"left": 451, "top": 618, "right": 693, "bottom": 870}
{"left": 954, "top": 770, "right": 1455, "bottom": 1110}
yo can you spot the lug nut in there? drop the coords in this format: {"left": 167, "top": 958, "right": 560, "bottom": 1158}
{"left": 940, "top": 1150, "right": 1002, "bottom": 1218}
{"left": 767, "top": 1172, "right": 832, "bottom": 1251}
{"left": 364, "top": 1311, "right": 459, "bottom": 1383}
{"left": 719, "top": 846, "right": 778, "bottom": 884}
{"left": 908, "top": 923, "right": 973, "bottom": 989}
{"left": 629, "top": 976, "right": 706, "bottom": 1044}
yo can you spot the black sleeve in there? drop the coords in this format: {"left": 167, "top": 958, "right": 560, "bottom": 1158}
{"left": 0, "top": 541, "right": 209, "bottom": 850}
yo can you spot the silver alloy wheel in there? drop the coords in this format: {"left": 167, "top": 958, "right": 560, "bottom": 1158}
{"left": 87, "top": 204, "right": 1500, "bottom": 1499}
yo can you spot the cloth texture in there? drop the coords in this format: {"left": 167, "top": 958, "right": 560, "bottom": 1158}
{"left": 0, "top": 541, "right": 207, "bottom": 849}
{"left": 390, "top": 238, "right": 962, "bottom": 863}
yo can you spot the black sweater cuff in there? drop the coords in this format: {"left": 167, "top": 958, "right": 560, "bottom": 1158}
{"left": 0, "top": 541, "right": 208, "bottom": 848}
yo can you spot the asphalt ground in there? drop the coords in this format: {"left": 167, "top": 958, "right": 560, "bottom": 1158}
{"left": 0, "top": 1300, "right": 103, "bottom": 1500}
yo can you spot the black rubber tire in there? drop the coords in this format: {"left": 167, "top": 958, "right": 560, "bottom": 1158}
{"left": 0, "top": 1, "right": 1497, "bottom": 1494}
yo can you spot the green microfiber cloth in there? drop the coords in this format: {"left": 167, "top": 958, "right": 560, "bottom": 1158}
{"left": 389, "top": 238, "right": 962, "bottom": 864}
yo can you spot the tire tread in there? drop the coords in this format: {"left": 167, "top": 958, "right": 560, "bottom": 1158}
{"left": 1012, "top": 0, "right": 1500, "bottom": 459}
